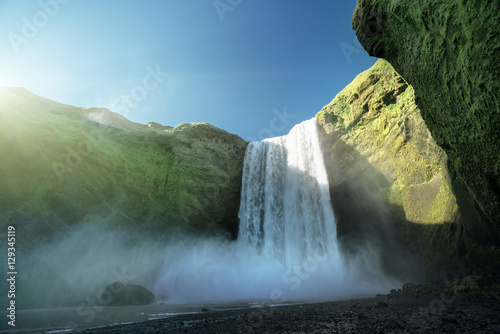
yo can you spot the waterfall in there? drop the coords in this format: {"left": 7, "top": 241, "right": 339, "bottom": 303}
{"left": 238, "top": 118, "right": 341, "bottom": 270}
{"left": 22, "top": 118, "right": 391, "bottom": 307}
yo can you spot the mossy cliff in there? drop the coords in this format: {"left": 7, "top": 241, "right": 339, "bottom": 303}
{"left": 316, "top": 59, "right": 491, "bottom": 277}
{"left": 352, "top": 0, "right": 500, "bottom": 267}
{"left": 0, "top": 87, "right": 247, "bottom": 245}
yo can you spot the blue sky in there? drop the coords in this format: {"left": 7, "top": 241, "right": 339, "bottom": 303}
{"left": 0, "top": 0, "right": 376, "bottom": 140}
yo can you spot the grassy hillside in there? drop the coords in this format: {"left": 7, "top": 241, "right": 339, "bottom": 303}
{"left": 0, "top": 87, "right": 247, "bottom": 248}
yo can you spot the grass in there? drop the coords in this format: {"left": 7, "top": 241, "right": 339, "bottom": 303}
{"left": 0, "top": 87, "right": 248, "bottom": 247}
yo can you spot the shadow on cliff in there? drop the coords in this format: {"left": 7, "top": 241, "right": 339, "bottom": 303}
{"left": 329, "top": 169, "right": 426, "bottom": 283}
{"left": 320, "top": 132, "right": 466, "bottom": 281}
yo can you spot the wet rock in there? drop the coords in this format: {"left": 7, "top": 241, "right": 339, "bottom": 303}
{"left": 460, "top": 275, "right": 483, "bottom": 292}
{"left": 417, "top": 281, "right": 436, "bottom": 295}
{"left": 358, "top": 312, "right": 369, "bottom": 322}
{"left": 402, "top": 283, "right": 418, "bottom": 296}
{"left": 376, "top": 301, "right": 388, "bottom": 308}
{"left": 104, "top": 282, "right": 155, "bottom": 306}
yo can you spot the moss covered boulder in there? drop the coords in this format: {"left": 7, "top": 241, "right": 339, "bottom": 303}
{"left": 316, "top": 59, "right": 462, "bottom": 277}
{"left": 103, "top": 282, "right": 155, "bottom": 306}
{"left": 0, "top": 87, "right": 247, "bottom": 246}
{"left": 352, "top": 0, "right": 500, "bottom": 269}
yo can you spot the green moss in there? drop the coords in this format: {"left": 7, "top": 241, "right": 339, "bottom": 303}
{"left": 353, "top": 0, "right": 500, "bottom": 256}
{"left": 0, "top": 88, "right": 247, "bottom": 245}
{"left": 417, "top": 281, "right": 436, "bottom": 295}
{"left": 402, "top": 282, "right": 418, "bottom": 295}
{"left": 318, "top": 60, "right": 444, "bottom": 186}
{"left": 486, "top": 284, "right": 500, "bottom": 300}
{"left": 460, "top": 275, "right": 483, "bottom": 293}
{"left": 316, "top": 59, "right": 463, "bottom": 277}
{"left": 397, "top": 173, "right": 458, "bottom": 225}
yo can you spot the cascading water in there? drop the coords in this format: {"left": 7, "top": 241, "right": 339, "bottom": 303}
{"left": 238, "top": 118, "right": 341, "bottom": 271}
{"left": 21, "top": 119, "right": 393, "bottom": 308}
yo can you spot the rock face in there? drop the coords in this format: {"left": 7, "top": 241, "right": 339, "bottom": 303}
{"left": 0, "top": 87, "right": 247, "bottom": 244}
{"left": 316, "top": 59, "right": 463, "bottom": 277}
{"left": 352, "top": 0, "right": 500, "bottom": 269}
{"left": 104, "top": 282, "right": 155, "bottom": 306}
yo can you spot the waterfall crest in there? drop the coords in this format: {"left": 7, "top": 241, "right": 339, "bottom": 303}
{"left": 238, "top": 118, "right": 341, "bottom": 270}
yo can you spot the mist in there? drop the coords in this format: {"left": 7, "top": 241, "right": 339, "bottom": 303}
{"left": 15, "top": 119, "right": 407, "bottom": 310}
{"left": 16, "top": 218, "right": 401, "bottom": 309}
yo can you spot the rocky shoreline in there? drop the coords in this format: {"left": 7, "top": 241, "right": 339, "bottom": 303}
{"left": 71, "top": 296, "right": 499, "bottom": 334}
{"left": 74, "top": 272, "right": 500, "bottom": 334}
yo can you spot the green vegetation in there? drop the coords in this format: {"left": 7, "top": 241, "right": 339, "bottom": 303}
{"left": 316, "top": 59, "right": 462, "bottom": 276}
{"left": 0, "top": 88, "right": 247, "bottom": 247}
{"left": 454, "top": 275, "right": 500, "bottom": 300}
{"left": 352, "top": 0, "right": 500, "bottom": 271}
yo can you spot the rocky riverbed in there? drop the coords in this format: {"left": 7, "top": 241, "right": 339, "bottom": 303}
{"left": 70, "top": 296, "right": 498, "bottom": 333}
{"left": 74, "top": 272, "right": 500, "bottom": 334}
